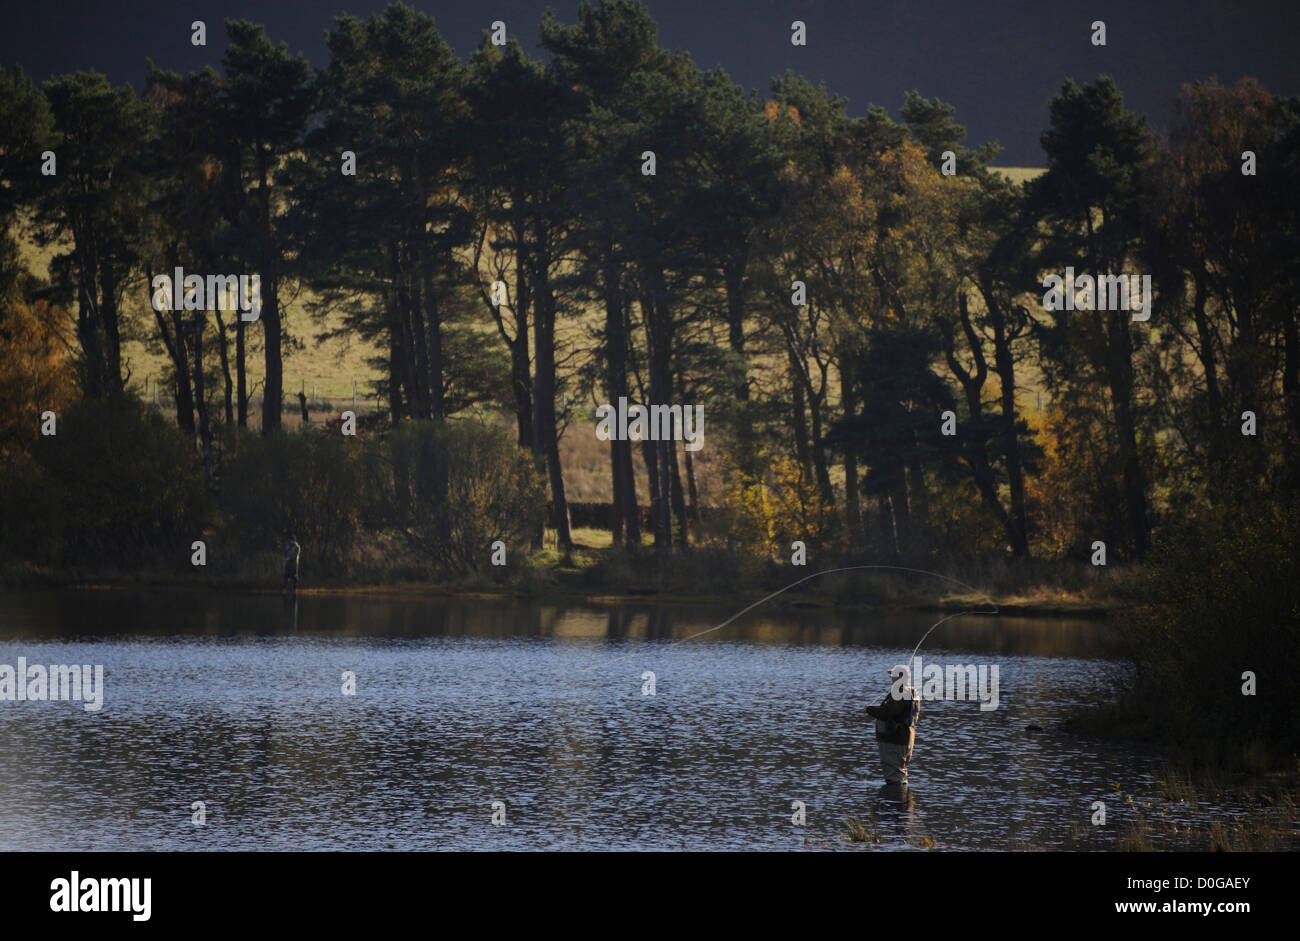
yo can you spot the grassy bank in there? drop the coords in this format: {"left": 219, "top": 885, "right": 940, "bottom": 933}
{"left": 2, "top": 527, "right": 1132, "bottom": 618}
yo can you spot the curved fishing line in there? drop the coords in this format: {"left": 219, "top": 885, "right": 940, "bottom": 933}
{"left": 578, "top": 564, "right": 999, "bottom": 673}
{"left": 903, "top": 609, "right": 986, "bottom": 680}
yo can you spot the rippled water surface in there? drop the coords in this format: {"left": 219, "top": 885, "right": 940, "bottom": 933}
{"left": 0, "top": 589, "right": 1246, "bottom": 850}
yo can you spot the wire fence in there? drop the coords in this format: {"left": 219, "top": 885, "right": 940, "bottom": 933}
{"left": 130, "top": 375, "right": 384, "bottom": 422}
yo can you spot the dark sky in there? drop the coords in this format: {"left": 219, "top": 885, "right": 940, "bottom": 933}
{"left": 3, "top": 0, "right": 1297, "bottom": 165}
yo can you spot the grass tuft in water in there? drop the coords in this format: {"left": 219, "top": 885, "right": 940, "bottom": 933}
{"left": 842, "top": 817, "right": 883, "bottom": 843}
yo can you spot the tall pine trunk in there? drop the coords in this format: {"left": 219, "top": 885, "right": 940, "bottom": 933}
{"left": 603, "top": 248, "right": 639, "bottom": 548}
{"left": 215, "top": 310, "right": 235, "bottom": 426}
{"left": 258, "top": 148, "right": 282, "bottom": 434}
{"left": 531, "top": 254, "right": 572, "bottom": 552}
{"left": 981, "top": 277, "right": 1030, "bottom": 557}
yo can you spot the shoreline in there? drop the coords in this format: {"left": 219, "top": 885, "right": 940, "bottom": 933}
{"left": 0, "top": 572, "right": 1120, "bottom": 619}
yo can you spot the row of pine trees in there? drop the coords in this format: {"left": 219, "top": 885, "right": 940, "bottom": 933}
{"left": 2, "top": 1, "right": 1298, "bottom": 565}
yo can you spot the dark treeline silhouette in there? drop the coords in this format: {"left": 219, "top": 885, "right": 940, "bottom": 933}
{"left": 2, "top": 0, "right": 1299, "bottom": 582}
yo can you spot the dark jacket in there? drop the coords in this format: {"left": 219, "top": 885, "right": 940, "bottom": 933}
{"left": 869, "top": 688, "right": 920, "bottom": 745}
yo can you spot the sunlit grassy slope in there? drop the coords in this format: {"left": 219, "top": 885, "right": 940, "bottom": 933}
{"left": 12, "top": 171, "right": 1046, "bottom": 504}
{"left": 18, "top": 233, "right": 379, "bottom": 404}
{"left": 988, "top": 166, "right": 1045, "bottom": 185}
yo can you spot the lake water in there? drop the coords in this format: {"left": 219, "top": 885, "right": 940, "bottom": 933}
{"left": 0, "top": 588, "right": 1251, "bottom": 850}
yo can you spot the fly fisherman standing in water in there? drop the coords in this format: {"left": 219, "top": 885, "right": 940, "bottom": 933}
{"left": 866, "top": 666, "right": 920, "bottom": 785}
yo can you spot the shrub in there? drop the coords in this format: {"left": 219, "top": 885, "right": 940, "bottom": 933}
{"left": 372, "top": 419, "right": 547, "bottom": 575}
{"left": 217, "top": 427, "right": 366, "bottom": 576}
{"left": 709, "top": 451, "right": 836, "bottom": 558}
{"left": 1129, "top": 496, "right": 1300, "bottom": 763}
{"left": 10, "top": 397, "right": 207, "bottom": 567}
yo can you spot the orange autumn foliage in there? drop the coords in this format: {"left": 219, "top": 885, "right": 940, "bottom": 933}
{"left": 0, "top": 296, "right": 78, "bottom": 460}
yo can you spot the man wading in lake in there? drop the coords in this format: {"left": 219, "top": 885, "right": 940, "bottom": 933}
{"left": 866, "top": 666, "right": 920, "bottom": 785}
{"left": 281, "top": 532, "right": 301, "bottom": 594}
